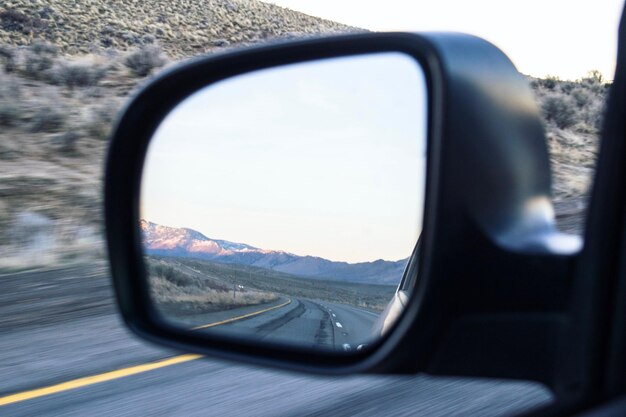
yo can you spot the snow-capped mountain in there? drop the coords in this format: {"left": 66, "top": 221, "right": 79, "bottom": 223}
{"left": 140, "top": 220, "right": 408, "bottom": 284}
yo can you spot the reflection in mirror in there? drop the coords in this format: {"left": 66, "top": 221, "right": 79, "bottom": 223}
{"left": 140, "top": 52, "right": 427, "bottom": 352}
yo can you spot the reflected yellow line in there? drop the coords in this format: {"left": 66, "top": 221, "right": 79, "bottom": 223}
{"left": 0, "top": 298, "right": 292, "bottom": 407}
{"left": 192, "top": 298, "right": 292, "bottom": 330}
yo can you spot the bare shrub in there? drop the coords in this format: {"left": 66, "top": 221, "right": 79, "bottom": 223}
{"left": 151, "top": 275, "right": 278, "bottom": 313}
{"left": 35, "top": 6, "right": 55, "bottom": 20}
{"left": 30, "top": 106, "right": 65, "bottom": 132}
{"left": 0, "top": 9, "right": 30, "bottom": 29}
{"left": 100, "top": 36, "right": 114, "bottom": 48}
{"left": 121, "top": 32, "right": 141, "bottom": 45}
{"left": 212, "top": 39, "right": 230, "bottom": 47}
{"left": 22, "top": 40, "right": 58, "bottom": 79}
{"left": 142, "top": 34, "right": 156, "bottom": 45}
{"left": 149, "top": 262, "right": 228, "bottom": 291}
{"left": 50, "top": 131, "right": 80, "bottom": 156}
{"left": 124, "top": 45, "right": 166, "bottom": 77}
{"left": 148, "top": 260, "right": 278, "bottom": 314}
{"left": 100, "top": 25, "right": 116, "bottom": 37}
{"left": 30, "top": 40, "right": 58, "bottom": 56}
{"left": 0, "top": 72, "right": 22, "bottom": 126}
{"left": 50, "top": 131, "right": 80, "bottom": 155}
{"left": 0, "top": 72, "right": 21, "bottom": 96}
{"left": 581, "top": 101, "right": 606, "bottom": 132}
{"left": 48, "top": 61, "right": 107, "bottom": 88}
{"left": 559, "top": 81, "right": 576, "bottom": 94}
{"left": 85, "top": 102, "right": 119, "bottom": 140}
{"left": 154, "top": 263, "right": 194, "bottom": 287}
{"left": 0, "top": 45, "right": 16, "bottom": 72}
{"left": 0, "top": 9, "right": 46, "bottom": 34}
{"left": 541, "top": 75, "right": 560, "bottom": 91}
{"left": 3, "top": 211, "right": 57, "bottom": 267}
{"left": 0, "top": 103, "right": 20, "bottom": 126}
{"left": 541, "top": 94, "right": 577, "bottom": 129}
{"left": 580, "top": 70, "right": 607, "bottom": 95}
{"left": 571, "top": 88, "right": 591, "bottom": 108}
{"left": 586, "top": 69, "right": 604, "bottom": 84}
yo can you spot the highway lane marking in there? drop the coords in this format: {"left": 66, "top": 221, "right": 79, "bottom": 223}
{"left": 0, "top": 298, "right": 292, "bottom": 407}
{"left": 192, "top": 299, "right": 292, "bottom": 330}
{"left": 0, "top": 354, "right": 202, "bottom": 407}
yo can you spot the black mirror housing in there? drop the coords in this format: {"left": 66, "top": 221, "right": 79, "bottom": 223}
{"left": 105, "top": 32, "right": 575, "bottom": 382}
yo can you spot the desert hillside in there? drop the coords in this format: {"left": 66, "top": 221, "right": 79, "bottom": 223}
{"left": 0, "top": 0, "right": 356, "bottom": 56}
{"left": 0, "top": 0, "right": 608, "bottom": 269}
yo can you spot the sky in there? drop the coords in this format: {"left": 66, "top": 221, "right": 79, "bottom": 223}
{"left": 268, "top": 0, "right": 624, "bottom": 81}
{"left": 142, "top": 52, "right": 427, "bottom": 263}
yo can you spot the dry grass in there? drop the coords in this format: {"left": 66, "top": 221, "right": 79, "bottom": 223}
{"left": 166, "top": 257, "right": 397, "bottom": 312}
{"left": 148, "top": 259, "right": 278, "bottom": 314}
{"left": 530, "top": 71, "right": 608, "bottom": 233}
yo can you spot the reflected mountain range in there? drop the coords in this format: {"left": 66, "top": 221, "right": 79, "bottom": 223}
{"left": 140, "top": 220, "right": 408, "bottom": 284}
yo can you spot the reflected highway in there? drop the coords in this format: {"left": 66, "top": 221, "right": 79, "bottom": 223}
{"left": 0, "top": 265, "right": 553, "bottom": 416}
{"left": 196, "top": 297, "right": 380, "bottom": 350}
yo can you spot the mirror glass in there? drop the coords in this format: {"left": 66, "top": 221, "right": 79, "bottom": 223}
{"left": 140, "top": 52, "right": 428, "bottom": 352}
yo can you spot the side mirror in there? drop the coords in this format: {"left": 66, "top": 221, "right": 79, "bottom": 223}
{"left": 106, "top": 32, "right": 578, "bottom": 381}
{"left": 107, "top": 33, "right": 439, "bottom": 372}
{"left": 139, "top": 50, "right": 428, "bottom": 353}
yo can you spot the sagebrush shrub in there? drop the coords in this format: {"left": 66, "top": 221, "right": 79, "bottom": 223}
{"left": 559, "top": 81, "right": 576, "bottom": 94}
{"left": 0, "top": 103, "right": 19, "bottom": 126}
{"left": 572, "top": 88, "right": 591, "bottom": 108}
{"left": 152, "top": 264, "right": 195, "bottom": 287}
{"left": 0, "top": 45, "right": 16, "bottom": 72}
{"left": 0, "top": 73, "right": 21, "bottom": 126}
{"left": 124, "top": 45, "right": 166, "bottom": 77}
{"left": 541, "top": 94, "right": 578, "bottom": 129}
{"left": 30, "top": 106, "right": 65, "bottom": 132}
{"left": 581, "top": 101, "right": 605, "bottom": 132}
{"left": 51, "top": 131, "right": 80, "bottom": 154}
{"left": 0, "top": 9, "right": 46, "bottom": 34}
{"left": 142, "top": 34, "right": 156, "bottom": 45}
{"left": 29, "top": 40, "right": 57, "bottom": 56}
{"left": 22, "top": 40, "right": 58, "bottom": 80}
{"left": 541, "top": 76, "right": 560, "bottom": 91}
{"left": 85, "top": 103, "right": 119, "bottom": 140}
{"left": 0, "top": 71, "right": 22, "bottom": 98}
{"left": 48, "top": 62, "right": 107, "bottom": 88}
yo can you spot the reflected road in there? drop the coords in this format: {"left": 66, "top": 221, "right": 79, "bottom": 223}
{"left": 193, "top": 297, "right": 379, "bottom": 350}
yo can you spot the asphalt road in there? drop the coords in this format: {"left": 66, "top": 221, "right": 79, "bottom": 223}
{"left": 0, "top": 264, "right": 554, "bottom": 416}
{"left": 190, "top": 297, "right": 380, "bottom": 350}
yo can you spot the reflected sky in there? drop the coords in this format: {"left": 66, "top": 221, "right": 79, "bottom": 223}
{"left": 142, "top": 52, "right": 427, "bottom": 263}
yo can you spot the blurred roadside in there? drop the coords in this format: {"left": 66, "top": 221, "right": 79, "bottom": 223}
{"left": 0, "top": 0, "right": 356, "bottom": 271}
{"left": 0, "top": 1, "right": 608, "bottom": 270}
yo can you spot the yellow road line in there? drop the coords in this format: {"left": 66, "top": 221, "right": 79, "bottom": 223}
{"left": 192, "top": 299, "right": 291, "bottom": 330}
{"left": 0, "top": 354, "right": 202, "bottom": 407}
{"left": 0, "top": 298, "right": 292, "bottom": 407}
